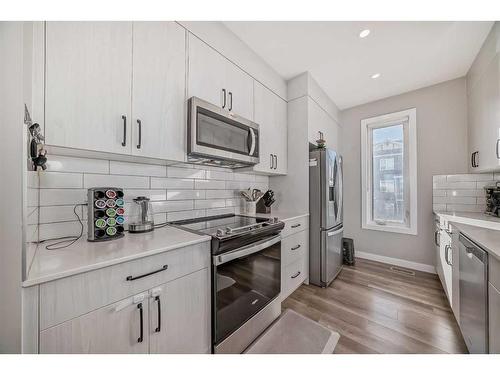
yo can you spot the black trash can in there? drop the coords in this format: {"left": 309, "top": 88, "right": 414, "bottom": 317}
{"left": 342, "top": 237, "right": 355, "bottom": 266}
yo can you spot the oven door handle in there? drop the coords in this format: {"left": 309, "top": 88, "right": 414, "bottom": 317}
{"left": 214, "top": 235, "right": 281, "bottom": 266}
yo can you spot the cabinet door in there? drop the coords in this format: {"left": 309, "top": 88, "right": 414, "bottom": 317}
{"left": 307, "top": 98, "right": 339, "bottom": 150}
{"left": 188, "top": 33, "right": 254, "bottom": 120}
{"left": 188, "top": 34, "right": 227, "bottom": 109}
{"left": 131, "top": 22, "right": 186, "bottom": 161}
{"left": 40, "top": 293, "right": 149, "bottom": 354}
{"left": 472, "top": 54, "right": 500, "bottom": 172}
{"left": 149, "top": 268, "right": 211, "bottom": 354}
{"left": 489, "top": 283, "right": 500, "bottom": 353}
{"left": 225, "top": 60, "right": 254, "bottom": 120}
{"left": 253, "top": 82, "right": 287, "bottom": 174}
{"left": 45, "top": 22, "right": 133, "bottom": 154}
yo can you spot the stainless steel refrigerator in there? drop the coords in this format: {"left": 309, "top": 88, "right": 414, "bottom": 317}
{"left": 309, "top": 148, "right": 343, "bottom": 287}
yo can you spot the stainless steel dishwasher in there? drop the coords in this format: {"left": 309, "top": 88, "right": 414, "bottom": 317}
{"left": 459, "top": 233, "right": 488, "bottom": 354}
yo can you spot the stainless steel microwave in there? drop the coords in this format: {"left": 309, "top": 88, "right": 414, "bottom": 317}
{"left": 187, "top": 97, "right": 259, "bottom": 168}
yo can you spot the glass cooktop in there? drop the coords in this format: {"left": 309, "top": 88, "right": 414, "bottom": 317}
{"left": 172, "top": 214, "right": 270, "bottom": 237}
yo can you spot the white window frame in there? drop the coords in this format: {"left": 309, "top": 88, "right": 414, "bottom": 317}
{"left": 361, "top": 108, "right": 418, "bottom": 235}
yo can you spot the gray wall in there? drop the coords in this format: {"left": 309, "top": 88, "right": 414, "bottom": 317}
{"left": 341, "top": 78, "right": 468, "bottom": 267}
{"left": 0, "top": 21, "right": 24, "bottom": 353}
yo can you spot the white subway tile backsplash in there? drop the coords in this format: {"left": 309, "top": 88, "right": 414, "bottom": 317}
{"left": 123, "top": 189, "right": 167, "bottom": 202}
{"left": 39, "top": 172, "right": 83, "bottom": 189}
{"left": 151, "top": 177, "right": 194, "bottom": 190}
{"left": 194, "top": 199, "right": 226, "bottom": 209}
{"left": 206, "top": 207, "right": 235, "bottom": 216}
{"left": 195, "top": 179, "right": 225, "bottom": 190}
{"left": 167, "top": 166, "right": 205, "bottom": 179}
{"left": 84, "top": 174, "right": 149, "bottom": 189}
{"left": 39, "top": 205, "right": 84, "bottom": 224}
{"left": 433, "top": 173, "right": 493, "bottom": 214}
{"left": 40, "top": 189, "right": 86, "bottom": 206}
{"left": 29, "top": 153, "right": 269, "bottom": 242}
{"left": 46, "top": 155, "right": 109, "bottom": 174}
{"left": 110, "top": 161, "right": 166, "bottom": 177}
{"left": 167, "top": 190, "right": 205, "bottom": 200}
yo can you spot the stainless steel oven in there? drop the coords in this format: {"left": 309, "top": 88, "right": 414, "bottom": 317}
{"left": 187, "top": 96, "right": 259, "bottom": 167}
{"left": 212, "top": 234, "right": 281, "bottom": 353}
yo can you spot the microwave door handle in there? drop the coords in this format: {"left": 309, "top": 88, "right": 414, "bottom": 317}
{"left": 248, "top": 128, "right": 256, "bottom": 156}
{"left": 214, "top": 235, "right": 281, "bottom": 266}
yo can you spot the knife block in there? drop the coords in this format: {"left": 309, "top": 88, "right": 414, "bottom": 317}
{"left": 256, "top": 199, "right": 271, "bottom": 214}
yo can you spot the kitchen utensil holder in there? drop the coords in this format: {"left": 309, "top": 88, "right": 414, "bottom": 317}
{"left": 245, "top": 201, "right": 257, "bottom": 215}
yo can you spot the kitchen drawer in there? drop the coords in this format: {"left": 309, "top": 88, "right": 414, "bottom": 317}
{"left": 281, "top": 257, "right": 306, "bottom": 300}
{"left": 282, "top": 230, "right": 308, "bottom": 267}
{"left": 489, "top": 255, "right": 500, "bottom": 291}
{"left": 40, "top": 241, "right": 210, "bottom": 330}
{"left": 280, "top": 215, "right": 309, "bottom": 239}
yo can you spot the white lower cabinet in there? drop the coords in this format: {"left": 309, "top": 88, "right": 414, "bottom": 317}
{"left": 280, "top": 215, "right": 309, "bottom": 301}
{"left": 40, "top": 292, "right": 150, "bottom": 354}
{"left": 40, "top": 268, "right": 210, "bottom": 354}
{"left": 489, "top": 282, "right": 500, "bottom": 354}
{"left": 149, "top": 268, "right": 210, "bottom": 354}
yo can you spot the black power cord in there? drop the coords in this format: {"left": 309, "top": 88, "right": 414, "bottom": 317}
{"left": 40, "top": 203, "right": 87, "bottom": 250}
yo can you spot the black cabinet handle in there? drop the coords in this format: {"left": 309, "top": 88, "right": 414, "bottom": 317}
{"left": 137, "top": 303, "right": 144, "bottom": 343}
{"left": 291, "top": 271, "right": 301, "bottom": 279}
{"left": 291, "top": 244, "right": 301, "bottom": 251}
{"left": 228, "top": 92, "right": 233, "bottom": 111}
{"left": 136, "top": 119, "right": 142, "bottom": 149}
{"left": 222, "top": 89, "right": 226, "bottom": 108}
{"left": 274, "top": 155, "right": 278, "bottom": 170}
{"left": 471, "top": 152, "right": 474, "bottom": 168}
{"left": 497, "top": 140, "right": 500, "bottom": 159}
{"left": 291, "top": 223, "right": 301, "bottom": 229}
{"left": 126, "top": 265, "right": 168, "bottom": 281}
{"left": 155, "top": 296, "right": 161, "bottom": 333}
{"left": 270, "top": 154, "right": 273, "bottom": 169}
{"left": 121, "top": 115, "right": 127, "bottom": 147}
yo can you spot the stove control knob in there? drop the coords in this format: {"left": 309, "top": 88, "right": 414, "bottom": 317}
{"left": 216, "top": 229, "right": 225, "bottom": 237}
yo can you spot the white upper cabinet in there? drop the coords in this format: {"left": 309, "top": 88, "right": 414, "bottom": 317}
{"left": 467, "top": 27, "right": 500, "bottom": 172}
{"left": 188, "top": 33, "right": 254, "bottom": 120}
{"left": 253, "top": 81, "right": 287, "bottom": 175}
{"left": 44, "top": 21, "right": 187, "bottom": 162}
{"left": 45, "top": 22, "right": 133, "bottom": 154}
{"left": 131, "top": 22, "right": 186, "bottom": 161}
{"left": 308, "top": 98, "right": 340, "bottom": 151}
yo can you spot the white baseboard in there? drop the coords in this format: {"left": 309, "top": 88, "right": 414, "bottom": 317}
{"left": 356, "top": 251, "right": 436, "bottom": 274}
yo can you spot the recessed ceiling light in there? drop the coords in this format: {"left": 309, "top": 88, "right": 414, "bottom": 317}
{"left": 371, "top": 73, "right": 381, "bottom": 79}
{"left": 359, "top": 29, "right": 371, "bottom": 38}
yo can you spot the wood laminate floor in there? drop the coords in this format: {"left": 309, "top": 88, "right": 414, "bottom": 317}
{"left": 282, "top": 258, "right": 468, "bottom": 354}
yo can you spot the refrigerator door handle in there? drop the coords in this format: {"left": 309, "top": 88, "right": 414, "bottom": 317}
{"left": 327, "top": 227, "right": 344, "bottom": 237}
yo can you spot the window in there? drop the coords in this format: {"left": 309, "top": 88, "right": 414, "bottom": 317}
{"left": 361, "top": 108, "right": 417, "bottom": 235}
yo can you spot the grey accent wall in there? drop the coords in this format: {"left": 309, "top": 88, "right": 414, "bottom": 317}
{"left": 341, "top": 78, "right": 468, "bottom": 267}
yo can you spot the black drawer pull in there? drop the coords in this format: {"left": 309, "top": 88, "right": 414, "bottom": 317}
{"left": 155, "top": 296, "right": 161, "bottom": 333}
{"left": 291, "top": 271, "right": 301, "bottom": 279}
{"left": 291, "top": 244, "right": 301, "bottom": 251}
{"left": 126, "top": 265, "right": 168, "bottom": 281}
{"left": 121, "top": 115, "right": 127, "bottom": 147}
{"left": 291, "top": 223, "right": 301, "bottom": 229}
{"left": 137, "top": 303, "right": 144, "bottom": 343}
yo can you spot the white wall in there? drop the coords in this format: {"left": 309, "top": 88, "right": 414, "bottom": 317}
{"left": 341, "top": 78, "right": 468, "bottom": 268}
{"left": 0, "top": 21, "right": 24, "bottom": 353}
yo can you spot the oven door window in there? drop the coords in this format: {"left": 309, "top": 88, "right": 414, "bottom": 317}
{"left": 214, "top": 240, "right": 281, "bottom": 345}
{"left": 197, "top": 108, "right": 258, "bottom": 157}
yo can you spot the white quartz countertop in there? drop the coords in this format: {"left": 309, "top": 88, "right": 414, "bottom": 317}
{"left": 24, "top": 225, "right": 211, "bottom": 287}
{"left": 434, "top": 211, "right": 500, "bottom": 260}
{"left": 434, "top": 211, "right": 500, "bottom": 230}
{"left": 448, "top": 222, "right": 500, "bottom": 260}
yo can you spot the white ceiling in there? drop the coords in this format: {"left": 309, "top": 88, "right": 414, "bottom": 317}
{"left": 223, "top": 21, "right": 493, "bottom": 109}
